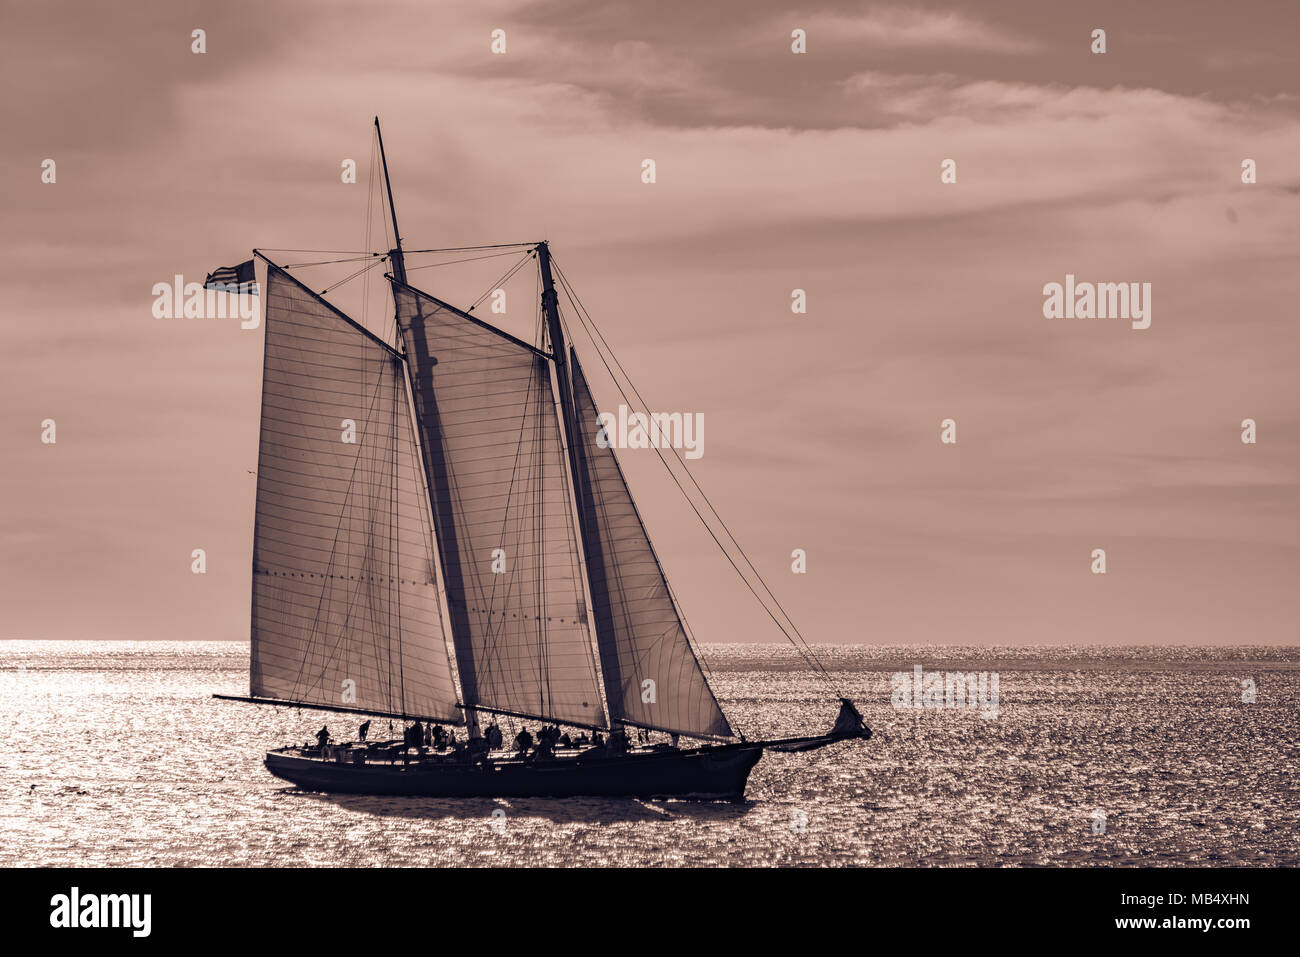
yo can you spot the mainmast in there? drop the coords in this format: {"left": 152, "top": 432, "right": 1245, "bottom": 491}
{"left": 537, "top": 243, "right": 581, "bottom": 504}
{"left": 537, "top": 243, "right": 620, "bottom": 730}
{"left": 537, "top": 247, "right": 735, "bottom": 740}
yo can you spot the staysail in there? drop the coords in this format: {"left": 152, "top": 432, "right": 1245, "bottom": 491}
{"left": 249, "top": 263, "right": 461, "bottom": 721}
{"left": 391, "top": 279, "right": 607, "bottom": 729}
{"left": 568, "top": 353, "right": 733, "bottom": 739}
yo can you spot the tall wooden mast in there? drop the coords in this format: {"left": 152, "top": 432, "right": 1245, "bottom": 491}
{"left": 537, "top": 243, "right": 582, "bottom": 490}
{"left": 374, "top": 116, "right": 479, "bottom": 736}
{"left": 536, "top": 242, "right": 621, "bottom": 729}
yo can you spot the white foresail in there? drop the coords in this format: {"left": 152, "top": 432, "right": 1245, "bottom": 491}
{"left": 569, "top": 354, "right": 733, "bottom": 739}
{"left": 249, "top": 264, "right": 461, "bottom": 720}
{"left": 392, "top": 280, "right": 607, "bottom": 729}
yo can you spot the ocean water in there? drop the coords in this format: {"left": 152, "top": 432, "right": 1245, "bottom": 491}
{"left": 1, "top": 641, "right": 1296, "bottom": 867}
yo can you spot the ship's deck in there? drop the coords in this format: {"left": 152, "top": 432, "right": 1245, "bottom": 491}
{"left": 278, "top": 739, "right": 693, "bottom": 768}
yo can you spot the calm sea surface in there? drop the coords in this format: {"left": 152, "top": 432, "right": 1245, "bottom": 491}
{"left": 1, "top": 642, "right": 1296, "bottom": 867}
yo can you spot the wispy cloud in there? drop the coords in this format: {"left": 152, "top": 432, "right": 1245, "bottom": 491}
{"left": 802, "top": 7, "right": 1041, "bottom": 54}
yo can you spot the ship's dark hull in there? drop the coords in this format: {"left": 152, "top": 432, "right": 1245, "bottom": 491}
{"left": 265, "top": 743, "right": 766, "bottom": 801}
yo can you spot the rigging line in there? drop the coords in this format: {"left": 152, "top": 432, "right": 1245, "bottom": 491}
{"left": 397, "top": 352, "right": 450, "bottom": 707}
{"left": 464, "top": 252, "right": 533, "bottom": 312}
{"left": 392, "top": 364, "right": 406, "bottom": 718}
{"left": 476, "top": 357, "right": 543, "bottom": 714}
{"left": 755, "top": 737, "right": 854, "bottom": 798}
{"left": 366, "top": 132, "right": 394, "bottom": 348}
{"left": 371, "top": 367, "right": 410, "bottom": 713}
{"left": 542, "top": 304, "right": 610, "bottom": 724}
{"left": 383, "top": 280, "right": 398, "bottom": 354}
{"left": 535, "top": 267, "right": 558, "bottom": 718}
{"left": 379, "top": 181, "right": 394, "bottom": 346}
{"left": 521, "top": 368, "right": 559, "bottom": 718}
{"left": 258, "top": 247, "right": 374, "bottom": 254}
{"left": 332, "top": 358, "right": 392, "bottom": 708}
{"left": 550, "top": 260, "right": 822, "bottom": 664}
{"left": 549, "top": 268, "right": 611, "bottom": 727}
{"left": 320, "top": 256, "right": 389, "bottom": 296}
{"left": 534, "top": 367, "right": 549, "bottom": 715}
{"left": 362, "top": 133, "right": 377, "bottom": 334}
{"left": 551, "top": 259, "right": 840, "bottom": 694}
{"left": 377, "top": 146, "right": 393, "bottom": 259}
{"left": 404, "top": 249, "right": 530, "bottom": 272}
{"left": 432, "top": 353, "right": 528, "bottom": 714}
{"left": 556, "top": 365, "right": 607, "bottom": 724}
{"left": 392, "top": 292, "right": 581, "bottom": 725}
{"left": 353, "top": 379, "right": 392, "bottom": 709}
{"left": 534, "top": 260, "right": 544, "bottom": 350}
{"left": 570, "top": 303, "right": 835, "bottom": 695}
{"left": 360, "top": 350, "right": 386, "bottom": 709}
{"left": 551, "top": 300, "right": 691, "bottom": 730}
{"left": 559, "top": 302, "right": 728, "bottom": 734}
{"left": 397, "top": 251, "right": 533, "bottom": 364}
{"left": 537, "top": 266, "right": 547, "bottom": 700}
{"left": 402, "top": 243, "right": 540, "bottom": 253}
{"left": 282, "top": 255, "right": 383, "bottom": 269}
{"left": 567, "top": 347, "right": 644, "bottom": 706}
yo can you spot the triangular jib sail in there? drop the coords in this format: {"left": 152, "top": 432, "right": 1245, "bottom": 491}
{"left": 391, "top": 279, "right": 607, "bottom": 729}
{"left": 569, "top": 352, "right": 732, "bottom": 739}
{"left": 249, "top": 263, "right": 460, "bottom": 721}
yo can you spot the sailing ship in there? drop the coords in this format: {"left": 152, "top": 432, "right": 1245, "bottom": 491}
{"left": 215, "top": 119, "right": 871, "bottom": 800}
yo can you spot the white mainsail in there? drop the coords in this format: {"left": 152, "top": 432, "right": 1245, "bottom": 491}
{"left": 392, "top": 279, "right": 607, "bottom": 729}
{"left": 249, "top": 264, "right": 461, "bottom": 721}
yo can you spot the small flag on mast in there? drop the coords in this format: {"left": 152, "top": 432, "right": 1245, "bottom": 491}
{"left": 204, "top": 259, "right": 258, "bottom": 295}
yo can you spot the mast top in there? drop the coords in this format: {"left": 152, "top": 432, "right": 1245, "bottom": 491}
{"left": 374, "top": 116, "right": 406, "bottom": 285}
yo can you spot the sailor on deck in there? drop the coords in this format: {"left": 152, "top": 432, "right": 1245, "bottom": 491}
{"left": 316, "top": 725, "right": 331, "bottom": 760}
{"left": 533, "top": 735, "right": 555, "bottom": 762}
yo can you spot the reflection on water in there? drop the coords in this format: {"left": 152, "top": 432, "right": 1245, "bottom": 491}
{"left": 0, "top": 641, "right": 1295, "bottom": 866}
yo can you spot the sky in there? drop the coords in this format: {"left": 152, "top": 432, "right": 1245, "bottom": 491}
{"left": 2, "top": 0, "right": 1298, "bottom": 645}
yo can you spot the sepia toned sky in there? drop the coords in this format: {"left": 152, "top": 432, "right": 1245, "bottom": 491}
{"left": 2, "top": 1, "right": 1298, "bottom": 645}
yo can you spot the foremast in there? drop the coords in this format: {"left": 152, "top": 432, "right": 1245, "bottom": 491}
{"left": 375, "top": 117, "right": 480, "bottom": 737}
